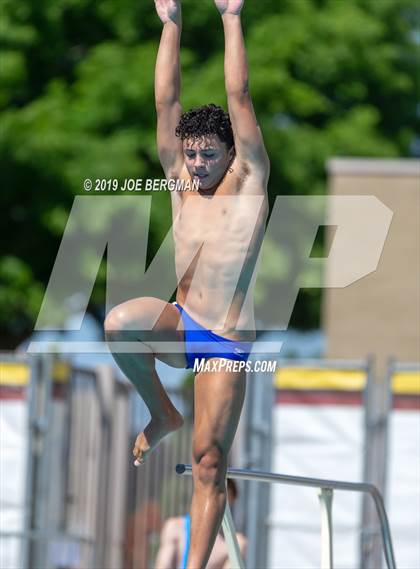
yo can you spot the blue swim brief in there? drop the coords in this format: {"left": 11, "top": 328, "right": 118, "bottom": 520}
{"left": 172, "top": 302, "right": 253, "bottom": 370}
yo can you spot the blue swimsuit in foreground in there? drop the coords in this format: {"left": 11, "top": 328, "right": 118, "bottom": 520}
{"left": 179, "top": 514, "right": 190, "bottom": 569}
{"left": 172, "top": 302, "right": 253, "bottom": 370}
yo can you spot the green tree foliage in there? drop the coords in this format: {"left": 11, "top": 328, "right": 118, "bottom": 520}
{"left": 1, "top": 0, "right": 418, "bottom": 345}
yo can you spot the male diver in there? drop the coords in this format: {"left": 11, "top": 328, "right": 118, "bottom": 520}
{"left": 104, "top": 1, "right": 269, "bottom": 567}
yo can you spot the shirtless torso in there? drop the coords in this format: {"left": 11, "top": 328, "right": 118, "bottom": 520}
{"left": 171, "top": 157, "right": 268, "bottom": 342}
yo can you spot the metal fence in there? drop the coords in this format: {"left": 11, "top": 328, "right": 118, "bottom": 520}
{"left": 0, "top": 354, "right": 195, "bottom": 569}
{"left": 1, "top": 351, "right": 274, "bottom": 569}
{"left": 272, "top": 357, "right": 375, "bottom": 569}
{"left": 1, "top": 353, "right": 418, "bottom": 568}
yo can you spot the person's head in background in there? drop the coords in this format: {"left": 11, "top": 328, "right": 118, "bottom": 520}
{"left": 227, "top": 478, "right": 238, "bottom": 508}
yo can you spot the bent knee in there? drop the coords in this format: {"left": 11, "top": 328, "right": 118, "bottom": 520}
{"left": 104, "top": 305, "right": 130, "bottom": 334}
{"left": 104, "top": 297, "right": 171, "bottom": 341}
{"left": 193, "top": 445, "right": 227, "bottom": 487}
{"left": 104, "top": 297, "right": 161, "bottom": 335}
{"left": 104, "top": 304, "right": 142, "bottom": 337}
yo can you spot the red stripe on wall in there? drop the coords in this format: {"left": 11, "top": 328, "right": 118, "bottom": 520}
{"left": 0, "top": 386, "right": 26, "bottom": 401}
{"left": 276, "top": 390, "right": 420, "bottom": 410}
{"left": 0, "top": 385, "right": 67, "bottom": 401}
{"left": 275, "top": 390, "right": 363, "bottom": 406}
{"left": 393, "top": 395, "right": 420, "bottom": 410}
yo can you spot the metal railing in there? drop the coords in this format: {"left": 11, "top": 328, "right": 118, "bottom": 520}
{"left": 175, "top": 464, "right": 397, "bottom": 569}
{"left": 0, "top": 352, "right": 196, "bottom": 569}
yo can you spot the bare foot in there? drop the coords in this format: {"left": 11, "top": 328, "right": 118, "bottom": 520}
{"left": 133, "top": 410, "right": 184, "bottom": 466}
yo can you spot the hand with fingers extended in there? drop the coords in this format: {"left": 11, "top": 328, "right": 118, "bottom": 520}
{"left": 214, "top": 0, "right": 244, "bottom": 16}
{"left": 154, "top": 0, "right": 181, "bottom": 25}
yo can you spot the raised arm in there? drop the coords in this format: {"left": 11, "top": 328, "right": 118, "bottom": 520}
{"left": 154, "top": 0, "right": 184, "bottom": 178}
{"left": 215, "top": 0, "right": 269, "bottom": 172}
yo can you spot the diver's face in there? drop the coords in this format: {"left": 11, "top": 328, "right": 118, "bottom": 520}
{"left": 183, "top": 135, "right": 234, "bottom": 190}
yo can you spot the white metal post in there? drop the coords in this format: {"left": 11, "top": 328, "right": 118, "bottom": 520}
{"left": 318, "top": 487, "right": 334, "bottom": 569}
{"left": 176, "top": 463, "right": 396, "bottom": 569}
{"left": 221, "top": 496, "right": 245, "bottom": 569}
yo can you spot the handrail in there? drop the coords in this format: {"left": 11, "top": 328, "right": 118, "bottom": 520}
{"left": 176, "top": 464, "right": 397, "bottom": 569}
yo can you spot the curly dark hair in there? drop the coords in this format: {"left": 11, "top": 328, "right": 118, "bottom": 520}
{"left": 175, "top": 104, "right": 234, "bottom": 149}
